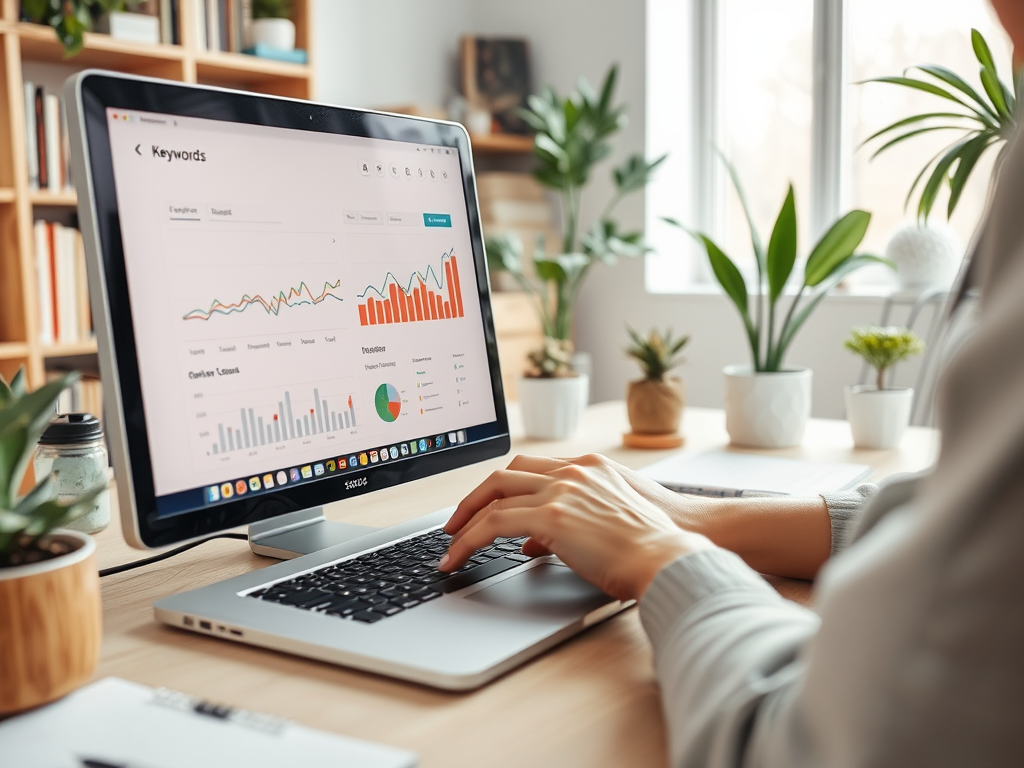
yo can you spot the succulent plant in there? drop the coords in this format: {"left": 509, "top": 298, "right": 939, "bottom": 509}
{"left": 526, "top": 337, "right": 577, "bottom": 379}
{"left": 0, "top": 369, "right": 105, "bottom": 567}
{"left": 625, "top": 327, "right": 689, "bottom": 381}
{"left": 844, "top": 326, "right": 925, "bottom": 391}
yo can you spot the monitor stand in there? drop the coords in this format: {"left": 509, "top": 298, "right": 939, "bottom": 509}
{"left": 248, "top": 507, "right": 380, "bottom": 559}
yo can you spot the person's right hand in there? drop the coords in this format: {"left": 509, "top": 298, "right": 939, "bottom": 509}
{"left": 441, "top": 455, "right": 713, "bottom": 601}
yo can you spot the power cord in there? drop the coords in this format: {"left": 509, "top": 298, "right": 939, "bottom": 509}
{"left": 99, "top": 533, "right": 249, "bottom": 577}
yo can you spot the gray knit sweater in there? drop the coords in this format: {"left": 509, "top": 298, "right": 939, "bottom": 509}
{"left": 637, "top": 127, "right": 1024, "bottom": 766}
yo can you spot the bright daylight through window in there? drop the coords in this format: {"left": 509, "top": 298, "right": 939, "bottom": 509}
{"left": 646, "top": 0, "right": 1012, "bottom": 293}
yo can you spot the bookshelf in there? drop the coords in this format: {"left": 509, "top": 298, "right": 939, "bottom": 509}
{"left": 0, "top": 0, "right": 315, "bottom": 389}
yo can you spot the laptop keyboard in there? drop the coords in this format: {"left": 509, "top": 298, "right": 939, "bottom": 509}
{"left": 245, "top": 529, "right": 533, "bottom": 624}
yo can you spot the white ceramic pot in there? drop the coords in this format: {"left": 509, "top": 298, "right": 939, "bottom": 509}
{"left": 250, "top": 18, "right": 296, "bottom": 51}
{"left": 723, "top": 365, "right": 812, "bottom": 448}
{"left": 845, "top": 385, "right": 913, "bottom": 449}
{"left": 518, "top": 374, "right": 589, "bottom": 440}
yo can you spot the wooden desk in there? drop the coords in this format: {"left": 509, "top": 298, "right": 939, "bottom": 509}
{"left": 92, "top": 404, "right": 938, "bottom": 768}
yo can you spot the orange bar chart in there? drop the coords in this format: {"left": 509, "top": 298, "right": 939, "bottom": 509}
{"left": 357, "top": 251, "right": 465, "bottom": 326}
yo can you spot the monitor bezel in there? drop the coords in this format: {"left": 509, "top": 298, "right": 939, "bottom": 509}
{"left": 67, "top": 71, "right": 510, "bottom": 549}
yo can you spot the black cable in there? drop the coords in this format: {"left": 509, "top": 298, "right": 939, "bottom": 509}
{"left": 99, "top": 533, "right": 249, "bottom": 577}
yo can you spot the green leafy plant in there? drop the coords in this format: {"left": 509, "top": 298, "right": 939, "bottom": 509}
{"left": 487, "top": 65, "right": 666, "bottom": 347}
{"left": 844, "top": 326, "right": 925, "bottom": 391}
{"left": 526, "top": 337, "right": 576, "bottom": 379}
{"left": 625, "top": 327, "right": 689, "bottom": 381}
{"left": 22, "top": 0, "right": 134, "bottom": 56}
{"left": 667, "top": 156, "right": 892, "bottom": 373}
{"left": 252, "top": 0, "right": 292, "bottom": 20}
{"left": 0, "top": 370, "right": 104, "bottom": 567}
{"left": 861, "top": 28, "right": 1019, "bottom": 221}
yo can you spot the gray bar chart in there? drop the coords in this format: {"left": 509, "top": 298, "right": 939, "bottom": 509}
{"left": 212, "top": 387, "right": 357, "bottom": 455}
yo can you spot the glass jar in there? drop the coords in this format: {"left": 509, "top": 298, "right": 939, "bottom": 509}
{"left": 33, "top": 413, "right": 110, "bottom": 534}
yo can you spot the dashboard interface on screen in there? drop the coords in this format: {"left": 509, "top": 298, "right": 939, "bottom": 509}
{"left": 104, "top": 108, "right": 498, "bottom": 517}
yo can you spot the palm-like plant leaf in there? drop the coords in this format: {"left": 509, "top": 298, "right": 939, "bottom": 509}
{"left": 862, "top": 28, "right": 1015, "bottom": 220}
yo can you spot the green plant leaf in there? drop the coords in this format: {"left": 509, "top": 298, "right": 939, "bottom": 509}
{"left": 766, "top": 186, "right": 797, "bottom": 302}
{"left": 859, "top": 112, "right": 980, "bottom": 147}
{"left": 911, "top": 65, "right": 998, "bottom": 121}
{"left": 979, "top": 66, "right": 1011, "bottom": 121}
{"left": 863, "top": 76, "right": 995, "bottom": 123}
{"left": 775, "top": 255, "right": 894, "bottom": 365}
{"left": 947, "top": 133, "right": 996, "bottom": 217}
{"left": 598, "top": 64, "right": 618, "bottom": 115}
{"left": 869, "top": 125, "right": 971, "bottom": 160}
{"left": 918, "top": 135, "right": 977, "bottom": 220}
{"left": 612, "top": 153, "right": 668, "bottom": 196}
{"left": 717, "top": 149, "right": 764, "bottom": 265}
{"left": 699, "top": 235, "right": 748, "bottom": 318}
{"left": 972, "top": 29, "right": 998, "bottom": 74}
{"left": 804, "top": 210, "right": 872, "bottom": 286}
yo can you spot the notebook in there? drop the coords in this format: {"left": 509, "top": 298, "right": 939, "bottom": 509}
{"left": 0, "top": 677, "right": 417, "bottom": 768}
{"left": 639, "top": 450, "right": 871, "bottom": 497}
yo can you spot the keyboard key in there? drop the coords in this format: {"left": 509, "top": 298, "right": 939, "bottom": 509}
{"left": 503, "top": 552, "right": 533, "bottom": 563}
{"left": 434, "top": 557, "right": 522, "bottom": 594}
{"left": 280, "top": 590, "right": 333, "bottom": 607}
{"left": 393, "top": 598, "right": 421, "bottom": 609}
{"left": 352, "top": 611, "right": 385, "bottom": 623}
{"left": 370, "top": 605, "right": 404, "bottom": 617}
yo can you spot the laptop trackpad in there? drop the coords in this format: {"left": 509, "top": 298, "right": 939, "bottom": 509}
{"left": 464, "top": 563, "right": 612, "bottom": 619}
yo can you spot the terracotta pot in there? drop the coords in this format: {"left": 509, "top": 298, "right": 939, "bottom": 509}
{"left": 0, "top": 530, "right": 102, "bottom": 715}
{"left": 626, "top": 376, "right": 684, "bottom": 434}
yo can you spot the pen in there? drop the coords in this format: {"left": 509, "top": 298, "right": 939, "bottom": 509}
{"left": 668, "top": 485, "right": 789, "bottom": 498}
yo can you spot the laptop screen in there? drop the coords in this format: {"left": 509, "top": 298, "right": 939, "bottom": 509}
{"left": 71, "top": 75, "right": 509, "bottom": 546}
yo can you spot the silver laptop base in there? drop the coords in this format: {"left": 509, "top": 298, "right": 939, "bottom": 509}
{"left": 248, "top": 507, "right": 380, "bottom": 559}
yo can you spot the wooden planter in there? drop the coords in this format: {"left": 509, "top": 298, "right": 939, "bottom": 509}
{"left": 0, "top": 531, "right": 101, "bottom": 715}
{"left": 626, "top": 377, "right": 685, "bottom": 435}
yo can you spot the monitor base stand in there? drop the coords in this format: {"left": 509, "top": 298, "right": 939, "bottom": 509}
{"left": 247, "top": 507, "right": 380, "bottom": 559}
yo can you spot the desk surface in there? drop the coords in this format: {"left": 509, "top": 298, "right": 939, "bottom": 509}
{"left": 92, "top": 404, "right": 938, "bottom": 768}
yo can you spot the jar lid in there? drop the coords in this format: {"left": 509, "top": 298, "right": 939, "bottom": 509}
{"left": 39, "top": 413, "right": 103, "bottom": 444}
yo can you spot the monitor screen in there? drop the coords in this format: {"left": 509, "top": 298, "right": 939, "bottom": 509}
{"left": 71, "top": 74, "right": 509, "bottom": 547}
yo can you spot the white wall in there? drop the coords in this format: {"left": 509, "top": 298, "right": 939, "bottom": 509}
{"left": 314, "top": 0, "right": 930, "bottom": 420}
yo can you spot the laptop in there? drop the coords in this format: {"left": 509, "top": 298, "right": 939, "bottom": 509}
{"left": 66, "top": 71, "right": 626, "bottom": 690}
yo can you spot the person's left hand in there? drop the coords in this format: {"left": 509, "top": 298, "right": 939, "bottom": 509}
{"left": 441, "top": 454, "right": 713, "bottom": 601}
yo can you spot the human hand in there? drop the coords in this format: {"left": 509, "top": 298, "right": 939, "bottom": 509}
{"left": 441, "top": 454, "right": 713, "bottom": 601}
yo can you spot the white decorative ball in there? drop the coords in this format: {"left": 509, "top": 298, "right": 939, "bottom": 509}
{"left": 884, "top": 223, "right": 961, "bottom": 289}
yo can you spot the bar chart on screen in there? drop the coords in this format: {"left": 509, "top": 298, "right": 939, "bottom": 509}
{"left": 204, "top": 384, "right": 359, "bottom": 457}
{"left": 356, "top": 248, "right": 464, "bottom": 327}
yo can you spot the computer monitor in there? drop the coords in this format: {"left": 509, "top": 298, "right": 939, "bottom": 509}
{"left": 66, "top": 72, "right": 510, "bottom": 550}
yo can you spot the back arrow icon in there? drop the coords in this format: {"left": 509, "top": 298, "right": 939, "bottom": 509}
{"left": 135, "top": 144, "right": 141, "bottom": 156}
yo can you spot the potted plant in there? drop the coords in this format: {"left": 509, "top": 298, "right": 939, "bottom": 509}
{"left": 517, "top": 338, "right": 589, "bottom": 440}
{"left": 623, "top": 327, "right": 689, "bottom": 446}
{"left": 0, "top": 370, "right": 106, "bottom": 715}
{"left": 668, "top": 157, "right": 892, "bottom": 447}
{"left": 251, "top": 0, "right": 295, "bottom": 51}
{"left": 862, "top": 29, "right": 1017, "bottom": 286}
{"left": 843, "top": 326, "right": 925, "bottom": 449}
{"left": 487, "top": 64, "right": 666, "bottom": 385}
{"left": 21, "top": 0, "right": 132, "bottom": 55}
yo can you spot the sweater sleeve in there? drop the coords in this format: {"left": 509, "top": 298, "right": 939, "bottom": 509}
{"left": 640, "top": 549, "right": 822, "bottom": 768}
{"left": 820, "top": 483, "right": 877, "bottom": 555}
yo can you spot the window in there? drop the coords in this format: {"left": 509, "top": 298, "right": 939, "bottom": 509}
{"left": 646, "top": 0, "right": 1011, "bottom": 293}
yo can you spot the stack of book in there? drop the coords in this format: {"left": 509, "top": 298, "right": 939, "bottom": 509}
{"left": 23, "top": 82, "right": 72, "bottom": 194}
{"left": 33, "top": 222, "right": 92, "bottom": 346}
{"left": 193, "top": 0, "right": 254, "bottom": 53}
{"left": 476, "top": 172, "right": 558, "bottom": 290}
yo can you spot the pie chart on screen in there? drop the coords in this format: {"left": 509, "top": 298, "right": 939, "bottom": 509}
{"left": 375, "top": 383, "right": 401, "bottom": 422}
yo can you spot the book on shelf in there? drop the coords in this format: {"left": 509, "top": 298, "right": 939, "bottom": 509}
{"left": 48, "top": 369, "right": 103, "bottom": 422}
{"left": 242, "top": 43, "right": 307, "bottom": 64}
{"left": 33, "top": 221, "right": 93, "bottom": 346}
{"left": 196, "top": 0, "right": 257, "bottom": 53}
{"left": 24, "top": 82, "right": 73, "bottom": 195}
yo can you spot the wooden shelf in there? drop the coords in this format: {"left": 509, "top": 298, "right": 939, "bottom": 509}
{"left": 470, "top": 134, "right": 535, "bottom": 154}
{"left": 41, "top": 340, "right": 99, "bottom": 358}
{"left": 0, "top": 6, "right": 313, "bottom": 389}
{"left": 29, "top": 190, "right": 78, "bottom": 207}
{"left": 0, "top": 342, "right": 30, "bottom": 360}
{"left": 10, "top": 21, "right": 185, "bottom": 69}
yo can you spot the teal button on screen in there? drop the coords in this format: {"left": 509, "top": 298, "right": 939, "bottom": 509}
{"left": 423, "top": 213, "right": 452, "bottom": 227}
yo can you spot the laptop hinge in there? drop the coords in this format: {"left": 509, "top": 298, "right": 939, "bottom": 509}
{"left": 248, "top": 507, "right": 380, "bottom": 560}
